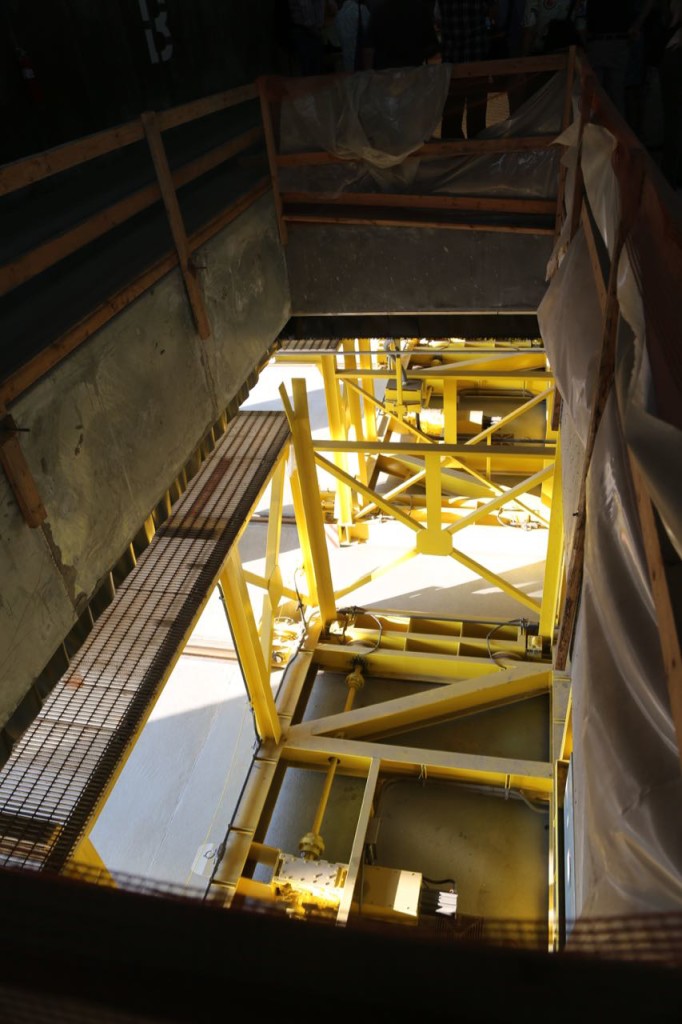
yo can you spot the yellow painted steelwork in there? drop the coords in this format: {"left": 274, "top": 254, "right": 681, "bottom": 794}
{"left": 219, "top": 548, "right": 281, "bottom": 743}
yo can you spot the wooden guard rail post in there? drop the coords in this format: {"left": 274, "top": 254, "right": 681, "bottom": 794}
{"left": 0, "top": 82, "right": 267, "bottom": 412}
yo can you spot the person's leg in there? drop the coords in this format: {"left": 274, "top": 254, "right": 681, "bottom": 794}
{"left": 465, "top": 76, "right": 488, "bottom": 137}
{"left": 442, "top": 82, "right": 466, "bottom": 139}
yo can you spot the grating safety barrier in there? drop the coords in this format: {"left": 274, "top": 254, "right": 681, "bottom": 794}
{"left": 0, "top": 411, "right": 290, "bottom": 873}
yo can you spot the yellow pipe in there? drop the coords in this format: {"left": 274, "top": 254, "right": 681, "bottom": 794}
{"left": 311, "top": 758, "right": 340, "bottom": 838}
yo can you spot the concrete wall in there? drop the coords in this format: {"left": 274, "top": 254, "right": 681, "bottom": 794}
{"left": 286, "top": 225, "right": 554, "bottom": 314}
{"left": 0, "top": 192, "right": 290, "bottom": 728}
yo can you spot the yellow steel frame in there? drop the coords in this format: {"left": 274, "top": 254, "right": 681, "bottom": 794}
{"left": 209, "top": 337, "right": 568, "bottom": 941}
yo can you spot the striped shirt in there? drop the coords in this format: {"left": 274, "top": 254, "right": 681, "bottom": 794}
{"left": 438, "top": 1, "right": 491, "bottom": 63}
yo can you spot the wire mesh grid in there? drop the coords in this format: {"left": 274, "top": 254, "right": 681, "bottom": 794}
{"left": 0, "top": 411, "right": 290, "bottom": 873}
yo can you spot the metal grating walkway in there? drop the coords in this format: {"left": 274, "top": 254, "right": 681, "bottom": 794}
{"left": 0, "top": 411, "right": 290, "bottom": 872}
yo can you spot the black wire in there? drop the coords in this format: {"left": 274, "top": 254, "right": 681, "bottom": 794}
{"left": 486, "top": 618, "right": 528, "bottom": 663}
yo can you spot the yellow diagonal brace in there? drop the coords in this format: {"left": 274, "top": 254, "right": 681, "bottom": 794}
{"left": 314, "top": 452, "right": 421, "bottom": 534}
{"left": 356, "top": 468, "right": 426, "bottom": 519}
{"left": 333, "top": 547, "right": 418, "bottom": 602}
{"left": 260, "top": 455, "right": 286, "bottom": 667}
{"left": 448, "top": 547, "right": 542, "bottom": 615}
{"left": 280, "top": 381, "right": 336, "bottom": 623}
{"left": 337, "top": 758, "right": 380, "bottom": 926}
{"left": 219, "top": 549, "right": 281, "bottom": 742}
{"left": 446, "top": 464, "right": 554, "bottom": 536}
{"left": 281, "top": 735, "right": 553, "bottom": 798}
{"left": 294, "top": 663, "right": 551, "bottom": 740}
{"left": 465, "top": 387, "right": 555, "bottom": 446}
{"left": 321, "top": 354, "right": 353, "bottom": 529}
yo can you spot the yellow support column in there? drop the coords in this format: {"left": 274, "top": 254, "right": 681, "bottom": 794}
{"left": 540, "top": 438, "right": 564, "bottom": 641}
{"left": 260, "top": 455, "right": 286, "bottom": 667}
{"left": 220, "top": 548, "right": 281, "bottom": 742}
{"left": 443, "top": 379, "right": 458, "bottom": 444}
{"left": 358, "top": 338, "right": 377, "bottom": 442}
{"left": 416, "top": 452, "right": 451, "bottom": 555}
{"left": 320, "top": 354, "right": 354, "bottom": 537}
{"left": 280, "top": 380, "right": 336, "bottom": 625}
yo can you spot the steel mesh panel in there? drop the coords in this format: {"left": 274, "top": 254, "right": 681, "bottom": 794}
{"left": 0, "top": 411, "right": 289, "bottom": 872}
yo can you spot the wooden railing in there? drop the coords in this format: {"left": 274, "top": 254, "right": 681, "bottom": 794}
{"left": 551, "top": 53, "right": 682, "bottom": 759}
{"left": 0, "top": 82, "right": 267, "bottom": 407}
{"left": 258, "top": 52, "right": 575, "bottom": 245}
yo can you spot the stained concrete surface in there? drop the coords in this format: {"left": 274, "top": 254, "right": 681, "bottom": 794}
{"left": 0, "top": 192, "right": 290, "bottom": 728}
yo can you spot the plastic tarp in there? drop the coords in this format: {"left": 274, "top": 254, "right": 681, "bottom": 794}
{"left": 278, "top": 66, "right": 565, "bottom": 198}
{"left": 538, "top": 114, "right": 682, "bottom": 915}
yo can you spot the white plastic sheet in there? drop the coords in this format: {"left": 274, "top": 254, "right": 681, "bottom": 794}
{"left": 278, "top": 66, "right": 566, "bottom": 198}
{"left": 540, "top": 110, "right": 682, "bottom": 917}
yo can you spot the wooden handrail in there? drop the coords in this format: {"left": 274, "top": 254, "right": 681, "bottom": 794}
{"left": 0, "top": 81, "right": 259, "bottom": 198}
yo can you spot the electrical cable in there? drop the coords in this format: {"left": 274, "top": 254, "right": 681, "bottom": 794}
{"left": 486, "top": 618, "right": 529, "bottom": 663}
{"left": 337, "top": 605, "right": 383, "bottom": 654}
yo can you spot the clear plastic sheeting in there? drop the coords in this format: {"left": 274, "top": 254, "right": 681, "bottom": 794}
{"left": 537, "top": 225, "right": 602, "bottom": 445}
{"left": 539, "top": 105, "right": 682, "bottom": 916}
{"left": 278, "top": 68, "right": 566, "bottom": 198}
{"left": 571, "top": 395, "right": 682, "bottom": 915}
{"left": 279, "top": 64, "right": 452, "bottom": 168}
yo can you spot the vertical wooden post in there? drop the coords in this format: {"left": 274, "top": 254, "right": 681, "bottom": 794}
{"left": 141, "top": 111, "right": 211, "bottom": 339}
{"left": 554, "top": 46, "right": 578, "bottom": 240}
{"left": 257, "top": 77, "right": 288, "bottom": 245}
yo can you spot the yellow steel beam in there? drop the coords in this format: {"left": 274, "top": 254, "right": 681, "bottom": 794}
{"left": 358, "top": 339, "right": 377, "bottom": 442}
{"left": 220, "top": 550, "right": 281, "bottom": 742}
{"left": 446, "top": 464, "right": 555, "bottom": 536}
{"left": 342, "top": 339, "right": 369, "bottom": 486}
{"left": 539, "top": 437, "right": 564, "bottom": 639}
{"left": 333, "top": 547, "right": 418, "bottom": 602}
{"left": 408, "top": 352, "right": 549, "bottom": 375}
{"left": 211, "top": 756, "right": 280, "bottom": 901}
{"left": 314, "top": 643, "right": 508, "bottom": 682}
{"left": 337, "top": 369, "right": 552, "bottom": 381}
{"left": 288, "top": 464, "right": 318, "bottom": 607}
{"left": 281, "top": 735, "right": 553, "bottom": 798}
{"left": 280, "top": 382, "right": 336, "bottom": 623}
{"left": 314, "top": 452, "right": 421, "bottom": 534}
{"left": 316, "top": 440, "right": 556, "bottom": 460}
{"left": 448, "top": 545, "right": 542, "bottom": 615}
{"left": 417, "top": 451, "right": 452, "bottom": 555}
{"left": 465, "top": 386, "right": 555, "bottom": 446}
{"left": 292, "top": 663, "right": 551, "bottom": 741}
{"left": 259, "top": 455, "right": 287, "bottom": 667}
{"left": 320, "top": 354, "right": 354, "bottom": 529}
{"left": 443, "top": 379, "right": 458, "bottom": 444}
{"left": 337, "top": 758, "right": 380, "bottom": 926}
{"left": 356, "top": 468, "right": 427, "bottom": 519}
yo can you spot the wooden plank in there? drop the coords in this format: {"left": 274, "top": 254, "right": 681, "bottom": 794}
{"left": 257, "top": 77, "right": 287, "bottom": 245}
{"left": 156, "top": 82, "right": 259, "bottom": 131}
{"left": 0, "top": 127, "right": 263, "bottom": 296}
{"left": 580, "top": 202, "right": 608, "bottom": 313}
{"left": 141, "top": 111, "right": 212, "bottom": 340}
{"left": 0, "top": 121, "right": 144, "bottom": 197}
{"left": 0, "top": 85, "right": 259, "bottom": 198}
{"left": 282, "top": 191, "right": 556, "bottom": 215}
{"left": 449, "top": 53, "right": 568, "bottom": 79}
{"left": 277, "top": 134, "right": 558, "bottom": 168}
{"left": 0, "top": 182, "right": 160, "bottom": 297}
{"left": 283, "top": 212, "right": 554, "bottom": 235}
{"left": 567, "top": 72, "right": 595, "bottom": 244}
{"left": 628, "top": 454, "right": 682, "bottom": 767}
{"left": 554, "top": 45, "right": 577, "bottom": 238}
{"left": 0, "top": 180, "right": 270, "bottom": 408}
{"left": 0, "top": 412, "right": 47, "bottom": 528}
{"left": 554, "top": 234, "right": 624, "bottom": 670}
